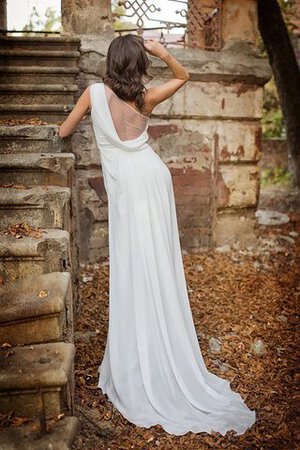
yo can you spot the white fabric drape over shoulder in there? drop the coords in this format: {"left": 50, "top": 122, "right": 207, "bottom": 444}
{"left": 90, "top": 82, "right": 256, "bottom": 436}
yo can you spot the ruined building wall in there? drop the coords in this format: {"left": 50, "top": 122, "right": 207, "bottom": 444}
{"left": 61, "top": 0, "right": 272, "bottom": 262}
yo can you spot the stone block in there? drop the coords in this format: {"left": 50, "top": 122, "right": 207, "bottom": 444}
{"left": 0, "top": 104, "right": 75, "bottom": 123}
{"left": 179, "top": 226, "right": 212, "bottom": 251}
{"left": 0, "top": 153, "right": 75, "bottom": 187}
{"left": 0, "top": 66, "right": 79, "bottom": 85}
{"left": 0, "top": 35, "right": 80, "bottom": 52}
{"left": 89, "top": 226, "right": 109, "bottom": 250}
{"left": 0, "top": 229, "right": 70, "bottom": 283}
{"left": 0, "top": 125, "right": 71, "bottom": 154}
{"left": 0, "top": 50, "right": 80, "bottom": 67}
{"left": 0, "top": 186, "right": 71, "bottom": 230}
{"left": 61, "top": 0, "right": 113, "bottom": 35}
{"left": 148, "top": 47, "right": 271, "bottom": 86}
{"left": 89, "top": 245, "right": 108, "bottom": 263}
{"left": 216, "top": 164, "right": 260, "bottom": 208}
{"left": 213, "top": 208, "right": 258, "bottom": 247}
{"left": 148, "top": 120, "right": 213, "bottom": 171}
{"left": 222, "top": 0, "right": 258, "bottom": 47}
{"left": 171, "top": 167, "right": 212, "bottom": 197}
{"left": 216, "top": 120, "right": 262, "bottom": 162}
{"left": 0, "top": 84, "right": 78, "bottom": 105}
{"left": 71, "top": 116, "right": 101, "bottom": 168}
{"left": 0, "top": 272, "right": 73, "bottom": 346}
{"left": 0, "top": 342, "right": 75, "bottom": 418}
{"left": 150, "top": 81, "right": 264, "bottom": 119}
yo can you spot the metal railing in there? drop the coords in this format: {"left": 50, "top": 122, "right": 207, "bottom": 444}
{"left": 113, "top": 0, "right": 222, "bottom": 51}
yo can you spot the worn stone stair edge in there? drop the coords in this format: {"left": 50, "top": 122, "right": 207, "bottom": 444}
{"left": 0, "top": 66, "right": 79, "bottom": 74}
{"left": 0, "top": 415, "right": 79, "bottom": 450}
{"left": 0, "top": 35, "right": 81, "bottom": 43}
{"left": 0, "top": 341, "right": 75, "bottom": 390}
{"left": 0, "top": 185, "right": 71, "bottom": 205}
{"left": 0, "top": 104, "right": 74, "bottom": 112}
{"left": 0, "top": 271, "right": 70, "bottom": 324}
{"left": 0, "top": 126, "right": 71, "bottom": 154}
{"left": 0, "top": 50, "right": 80, "bottom": 57}
{"left": 0, "top": 153, "right": 75, "bottom": 171}
{"left": 0, "top": 124, "right": 58, "bottom": 134}
{"left": 0, "top": 124, "right": 59, "bottom": 136}
{"left": 0, "top": 84, "right": 78, "bottom": 93}
{"left": 0, "top": 229, "right": 69, "bottom": 257}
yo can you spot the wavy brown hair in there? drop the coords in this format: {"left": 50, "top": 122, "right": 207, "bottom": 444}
{"left": 102, "top": 34, "right": 152, "bottom": 112}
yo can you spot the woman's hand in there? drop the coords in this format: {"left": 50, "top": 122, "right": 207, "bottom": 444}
{"left": 143, "top": 39, "right": 169, "bottom": 59}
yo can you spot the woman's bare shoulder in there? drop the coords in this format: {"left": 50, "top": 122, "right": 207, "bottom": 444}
{"left": 144, "top": 78, "right": 188, "bottom": 112}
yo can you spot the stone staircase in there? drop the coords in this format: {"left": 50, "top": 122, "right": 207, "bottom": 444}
{"left": 0, "top": 35, "right": 80, "bottom": 449}
{"left": 0, "top": 35, "right": 80, "bottom": 121}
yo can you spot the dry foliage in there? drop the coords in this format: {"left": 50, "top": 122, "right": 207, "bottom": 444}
{"left": 72, "top": 208, "right": 300, "bottom": 449}
{"left": 1, "top": 222, "right": 46, "bottom": 239}
{"left": 0, "top": 183, "right": 31, "bottom": 189}
{"left": 0, "top": 118, "right": 48, "bottom": 126}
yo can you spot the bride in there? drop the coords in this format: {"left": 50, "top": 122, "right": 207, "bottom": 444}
{"left": 58, "top": 34, "right": 256, "bottom": 436}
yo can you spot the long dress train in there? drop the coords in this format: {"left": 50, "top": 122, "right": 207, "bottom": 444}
{"left": 90, "top": 82, "right": 256, "bottom": 436}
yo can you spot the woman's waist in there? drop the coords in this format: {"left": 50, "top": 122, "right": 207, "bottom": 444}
{"left": 99, "top": 141, "right": 151, "bottom": 153}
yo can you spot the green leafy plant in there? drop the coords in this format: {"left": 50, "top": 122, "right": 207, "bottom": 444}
{"left": 261, "top": 167, "right": 292, "bottom": 186}
{"left": 262, "top": 109, "right": 284, "bottom": 138}
{"left": 22, "top": 6, "right": 61, "bottom": 33}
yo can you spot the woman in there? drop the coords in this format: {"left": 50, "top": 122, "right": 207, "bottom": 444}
{"left": 59, "top": 34, "right": 256, "bottom": 436}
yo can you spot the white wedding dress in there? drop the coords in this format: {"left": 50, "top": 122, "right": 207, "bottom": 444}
{"left": 90, "top": 82, "right": 256, "bottom": 436}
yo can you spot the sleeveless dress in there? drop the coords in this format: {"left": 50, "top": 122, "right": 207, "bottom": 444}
{"left": 90, "top": 82, "right": 256, "bottom": 436}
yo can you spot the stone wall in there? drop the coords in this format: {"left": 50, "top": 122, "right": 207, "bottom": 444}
{"left": 62, "top": 0, "right": 272, "bottom": 262}
{"left": 71, "top": 41, "right": 271, "bottom": 261}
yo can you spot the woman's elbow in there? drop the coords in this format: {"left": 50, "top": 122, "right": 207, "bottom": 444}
{"left": 58, "top": 124, "right": 70, "bottom": 138}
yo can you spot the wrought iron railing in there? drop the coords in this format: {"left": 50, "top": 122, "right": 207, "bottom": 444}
{"left": 113, "top": 0, "right": 222, "bottom": 51}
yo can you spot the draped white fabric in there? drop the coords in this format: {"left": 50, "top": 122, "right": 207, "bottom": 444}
{"left": 90, "top": 82, "right": 256, "bottom": 436}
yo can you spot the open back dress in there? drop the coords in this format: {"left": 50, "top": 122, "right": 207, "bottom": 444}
{"left": 90, "top": 81, "right": 256, "bottom": 436}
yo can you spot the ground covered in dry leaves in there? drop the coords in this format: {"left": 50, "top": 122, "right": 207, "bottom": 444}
{"left": 72, "top": 185, "right": 300, "bottom": 450}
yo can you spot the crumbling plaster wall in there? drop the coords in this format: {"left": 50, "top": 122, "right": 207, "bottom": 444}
{"left": 61, "top": 0, "right": 272, "bottom": 262}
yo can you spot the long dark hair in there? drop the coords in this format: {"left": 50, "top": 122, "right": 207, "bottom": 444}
{"left": 102, "top": 34, "right": 152, "bottom": 112}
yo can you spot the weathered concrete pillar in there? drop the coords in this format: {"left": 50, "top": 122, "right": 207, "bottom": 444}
{"left": 170, "top": 0, "right": 270, "bottom": 250}
{"left": 0, "top": 0, "right": 7, "bottom": 30}
{"left": 63, "top": 0, "right": 272, "bottom": 261}
{"left": 149, "top": 49, "right": 270, "bottom": 251}
{"left": 222, "top": 0, "right": 258, "bottom": 50}
{"left": 61, "top": 0, "right": 113, "bottom": 36}
{"left": 61, "top": 0, "right": 115, "bottom": 261}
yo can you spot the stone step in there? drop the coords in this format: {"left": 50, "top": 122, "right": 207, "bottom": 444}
{"left": 0, "top": 66, "right": 79, "bottom": 84}
{"left": 0, "top": 415, "right": 79, "bottom": 450}
{"left": 0, "top": 84, "right": 78, "bottom": 105}
{"left": 0, "top": 186, "right": 71, "bottom": 230}
{"left": 0, "top": 229, "right": 70, "bottom": 283}
{"left": 0, "top": 50, "right": 80, "bottom": 67}
{"left": 0, "top": 125, "right": 70, "bottom": 154}
{"left": 0, "top": 341, "right": 75, "bottom": 418}
{"left": 0, "top": 104, "right": 75, "bottom": 122}
{"left": 0, "top": 35, "right": 81, "bottom": 52}
{"left": 0, "top": 272, "right": 73, "bottom": 346}
{"left": 0, "top": 153, "right": 75, "bottom": 186}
